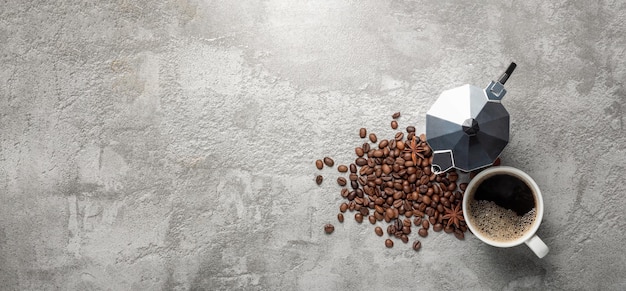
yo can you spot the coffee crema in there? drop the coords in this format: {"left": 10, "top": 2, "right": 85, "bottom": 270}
{"left": 468, "top": 200, "right": 536, "bottom": 242}
{"left": 473, "top": 174, "right": 535, "bottom": 215}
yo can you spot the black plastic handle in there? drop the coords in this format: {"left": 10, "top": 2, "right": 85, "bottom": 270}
{"left": 498, "top": 62, "right": 517, "bottom": 85}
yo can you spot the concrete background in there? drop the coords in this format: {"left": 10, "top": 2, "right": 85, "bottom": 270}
{"left": 1, "top": 0, "right": 625, "bottom": 290}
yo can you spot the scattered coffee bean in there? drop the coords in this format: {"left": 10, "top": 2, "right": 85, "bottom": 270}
{"left": 418, "top": 228, "right": 428, "bottom": 237}
{"left": 422, "top": 220, "right": 430, "bottom": 230}
{"left": 444, "top": 225, "right": 454, "bottom": 233}
{"left": 385, "top": 239, "right": 394, "bottom": 248}
{"left": 340, "top": 203, "right": 348, "bottom": 212}
{"left": 374, "top": 226, "right": 384, "bottom": 236}
{"left": 324, "top": 224, "right": 335, "bottom": 234}
{"left": 368, "top": 215, "right": 376, "bottom": 224}
{"left": 433, "top": 223, "right": 443, "bottom": 232}
{"left": 369, "top": 133, "right": 377, "bottom": 143}
{"left": 316, "top": 175, "right": 323, "bottom": 185}
{"left": 359, "top": 128, "right": 367, "bottom": 138}
{"left": 338, "top": 165, "right": 348, "bottom": 172}
{"left": 454, "top": 229, "right": 465, "bottom": 240}
{"left": 338, "top": 213, "right": 344, "bottom": 222}
{"left": 406, "top": 126, "right": 416, "bottom": 133}
{"left": 337, "top": 177, "right": 347, "bottom": 186}
{"left": 401, "top": 234, "right": 409, "bottom": 244}
{"left": 355, "top": 213, "right": 363, "bottom": 223}
{"left": 391, "top": 120, "right": 398, "bottom": 129}
{"left": 412, "top": 240, "right": 422, "bottom": 251}
{"left": 323, "top": 157, "right": 334, "bottom": 167}
{"left": 315, "top": 160, "right": 323, "bottom": 170}
{"left": 392, "top": 112, "right": 401, "bottom": 119}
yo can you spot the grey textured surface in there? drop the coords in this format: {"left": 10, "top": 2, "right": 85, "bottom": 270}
{"left": 1, "top": 1, "right": 625, "bottom": 290}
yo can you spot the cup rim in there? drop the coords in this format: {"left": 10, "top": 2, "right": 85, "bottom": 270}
{"left": 462, "top": 166, "right": 543, "bottom": 248}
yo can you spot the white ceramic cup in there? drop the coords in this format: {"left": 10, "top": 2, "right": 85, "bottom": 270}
{"left": 462, "top": 166, "right": 549, "bottom": 258}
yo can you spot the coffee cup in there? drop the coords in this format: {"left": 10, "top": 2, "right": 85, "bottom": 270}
{"left": 462, "top": 166, "right": 549, "bottom": 258}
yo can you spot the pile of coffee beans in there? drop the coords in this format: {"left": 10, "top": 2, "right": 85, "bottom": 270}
{"left": 317, "top": 112, "right": 470, "bottom": 250}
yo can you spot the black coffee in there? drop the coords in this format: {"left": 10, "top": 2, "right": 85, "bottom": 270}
{"left": 474, "top": 174, "right": 535, "bottom": 215}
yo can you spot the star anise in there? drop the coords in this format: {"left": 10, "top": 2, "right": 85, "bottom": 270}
{"left": 442, "top": 203, "right": 464, "bottom": 229}
{"left": 403, "top": 136, "right": 425, "bottom": 165}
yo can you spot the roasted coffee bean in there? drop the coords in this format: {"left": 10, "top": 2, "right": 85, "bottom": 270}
{"left": 459, "top": 183, "right": 468, "bottom": 191}
{"left": 337, "top": 177, "right": 347, "bottom": 186}
{"left": 379, "top": 140, "right": 389, "bottom": 149}
{"left": 337, "top": 213, "right": 344, "bottom": 223}
{"left": 406, "top": 126, "right": 416, "bottom": 133}
{"left": 315, "top": 160, "right": 324, "bottom": 169}
{"left": 338, "top": 165, "right": 348, "bottom": 172}
{"left": 385, "top": 208, "right": 395, "bottom": 220}
{"left": 369, "top": 133, "right": 377, "bottom": 143}
{"left": 412, "top": 240, "right": 422, "bottom": 251}
{"left": 395, "top": 218, "right": 403, "bottom": 231}
{"left": 392, "top": 112, "right": 401, "bottom": 119}
{"left": 396, "top": 140, "right": 405, "bottom": 150}
{"left": 356, "top": 158, "right": 367, "bottom": 166}
{"left": 422, "top": 220, "right": 430, "bottom": 230}
{"left": 418, "top": 228, "right": 428, "bottom": 237}
{"left": 341, "top": 188, "right": 349, "bottom": 198}
{"left": 375, "top": 226, "right": 384, "bottom": 236}
{"left": 355, "top": 213, "right": 363, "bottom": 223}
{"left": 433, "top": 223, "right": 443, "bottom": 232}
{"left": 401, "top": 234, "right": 409, "bottom": 244}
{"left": 362, "top": 143, "right": 371, "bottom": 152}
{"left": 444, "top": 225, "right": 454, "bottom": 233}
{"left": 402, "top": 226, "right": 411, "bottom": 235}
{"left": 429, "top": 216, "right": 436, "bottom": 225}
{"left": 360, "top": 207, "right": 369, "bottom": 216}
{"left": 349, "top": 163, "right": 357, "bottom": 173}
{"left": 454, "top": 229, "right": 465, "bottom": 240}
{"left": 368, "top": 215, "right": 376, "bottom": 224}
{"left": 413, "top": 216, "right": 422, "bottom": 226}
{"left": 385, "top": 239, "right": 394, "bottom": 248}
{"left": 448, "top": 171, "right": 458, "bottom": 182}
{"left": 340, "top": 203, "right": 348, "bottom": 212}
{"left": 359, "top": 128, "right": 367, "bottom": 138}
{"left": 323, "top": 157, "right": 334, "bottom": 167}
{"left": 403, "top": 218, "right": 412, "bottom": 227}
{"left": 422, "top": 195, "right": 431, "bottom": 205}
{"left": 387, "top": 225, "right": 396, "bottom": 235}
{"left": 373, "top": 149, "right": 384, "bottom": 158}
{"left": 347, "top": 191, "right": 356, "bottom": 201}
{"left": 391, "top": 120, "right": 398, "bottom": 129}
{"left": 316, "top": 175, "right": 323, "bottom": 185}
{"left": 351, "top": 181, "right": 359, "bottom": 189}
{"left": 355, "top": 147, "right": 365, "bottom": 157}
{"left": 324, "top": 224, "right": 335, "bottom": 234}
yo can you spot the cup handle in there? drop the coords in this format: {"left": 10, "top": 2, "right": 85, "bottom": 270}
{"left": 525, "top": 234, "right": 549, "bottom": 258}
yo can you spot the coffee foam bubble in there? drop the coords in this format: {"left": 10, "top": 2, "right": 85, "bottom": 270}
{"left": 468, "top": 200, "right": 536, "bottom": 242}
